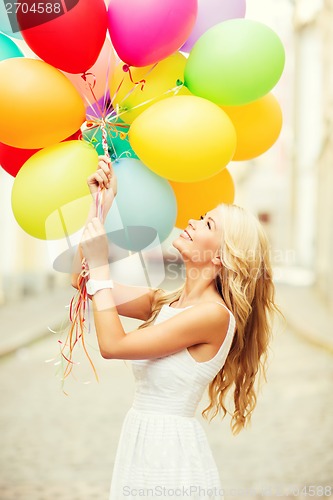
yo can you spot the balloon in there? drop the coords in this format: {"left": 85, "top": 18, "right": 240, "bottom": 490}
{"left": 109, "top": 52, "right": 191, "bottom": 124}
{"left": 0, "top": 2, "right": 23, "bottom": 39}
{"left": 0, "top": 32, "right": 24, "bottom": 61}
{"left": 0, "top": 58, "right": 85, "bottom": 148}
{"left": 222, "top": 94, "right": 283, "bottom": 161}
{"left": 107, "top": 0, "right": 197, "bottom": 66}
{"left": 170, "top": 168, "right": 235, "bottom": 229}
{"left": 82, "top": 119, "right": 138, "bottom": 160}
{"left": 182, "top": 0, "right": 246, "bottom": 52}
{"left": 63, "top": 37, "right": 116, "bottom": 105}
{"left": 185, "top": 19, "right": 285, "bottom": 106}
{"left": 0, "top": 130, "right": 81, "bottom": 177}
{"left": 11, "top": 141, "right": 98, "bottom": 240}
{"left": 17, "top": 0, "right": 108, "bottom": 73}
{"left": 129, "top": 95, "right": 236, "bottom": 182}
{"left": 104, "top": 158, "right": 177, "bottom": 250}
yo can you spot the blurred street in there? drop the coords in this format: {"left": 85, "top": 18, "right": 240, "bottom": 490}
{"left": 0, "top": 282, "right": 332, "bottom": 500}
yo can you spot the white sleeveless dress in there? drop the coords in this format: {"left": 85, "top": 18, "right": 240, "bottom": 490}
{"left": 109, "top": 302, "right": 236, "bottom": 499}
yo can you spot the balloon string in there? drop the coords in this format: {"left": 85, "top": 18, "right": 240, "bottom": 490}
{"left": 107, "top": 83, "right": 184, "bottom": 122}
{"left": 122, "top": 64, "right": 146, "bottom": 90}
{"left": 81, "top": 71, "right": 96, "bottom": 90}
{"left": 106, "top": 61, "right": 159, "bottom": 120}
{"left": 100, "top": 119, "right": 110, "bottom": 157}
{"left": 113, "top": 63, "right": 158, "bottom": 111}
{"left": 81, "top": 72, "right": 105, "bottom": 118}
{"left": 110, "top": 75, "right": 125, "bottom": 107}
{"left": 102, "top": 48, "right": 113, "bottom": 115}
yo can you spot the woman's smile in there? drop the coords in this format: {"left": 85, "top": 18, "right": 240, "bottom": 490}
{"left": 180, "top": 229, "right": 193, "bottom": 241}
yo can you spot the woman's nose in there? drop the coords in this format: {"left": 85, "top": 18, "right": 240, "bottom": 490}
{"left": 188, "top": 218, "right": 196, "bottom": 229}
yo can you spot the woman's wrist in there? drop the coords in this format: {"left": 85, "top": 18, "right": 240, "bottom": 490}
{"left": 90, "top": 195, "right": 115, "bottom": 222}
{"left": 89, "top": 263, "right": 110, "bottom": 280}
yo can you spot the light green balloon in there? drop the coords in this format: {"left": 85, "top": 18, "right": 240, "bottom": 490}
{"left": 0, "top": 32, "right": 23, "bottom": 61}
{"left": 104, "top": 158, "right": 177, "bottom": 251}
{"left": 184, "top": 19, "right": 285, "bottom": 106}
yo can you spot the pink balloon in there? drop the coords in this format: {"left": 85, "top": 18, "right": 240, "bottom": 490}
{"left": 182, "top": 0, "right": 246, "bottom": 52}
{"left": 107, "top": 0, "right": 198, "bottom": 67}
{"left": 62, "top": 38, "right": 116, "bottom": 108}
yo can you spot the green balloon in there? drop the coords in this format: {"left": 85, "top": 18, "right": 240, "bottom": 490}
{"left": 0, "top": 32, "right": 24, "bottom": 62}
{"left": 82, "top": 119, "right": 138, "bottom": 160}
{"left": 184, "top": 19, "right": 285, "bottom": 106}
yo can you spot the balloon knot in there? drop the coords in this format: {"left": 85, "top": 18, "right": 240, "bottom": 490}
{"left": 176, "top": 79, "right": 184, "bottom": 86}
{"left": 122, "top": 64, "right": 130, "bottom": 73}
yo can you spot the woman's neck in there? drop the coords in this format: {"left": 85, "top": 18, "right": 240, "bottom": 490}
{"left": 175, "top": 263, "right": 220, "bottom": 307}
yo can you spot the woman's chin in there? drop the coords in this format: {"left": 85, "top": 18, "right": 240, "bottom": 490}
{"left": 172, "top": 238, "right": 188, "bottom": 259}
{"left": 172, "top": 237, "right": 182, "bottom": 251}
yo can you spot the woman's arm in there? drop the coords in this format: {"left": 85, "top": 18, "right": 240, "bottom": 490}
{"left": 71, "top": 156, "right": 159, "bottom": 321}
{"left": 81, "top": 218, "right": 229, "bottom": 360}
{"left": 71, "top": 155, "right": 115, "bottom": 285}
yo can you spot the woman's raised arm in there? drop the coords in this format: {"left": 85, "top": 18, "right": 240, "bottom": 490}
{"left": 71, "top": 155, "right": 160, "bottom": 321}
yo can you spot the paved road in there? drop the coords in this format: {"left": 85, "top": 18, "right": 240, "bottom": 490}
{"left": 0, "top": 315, "right": 332, "bottom": 500}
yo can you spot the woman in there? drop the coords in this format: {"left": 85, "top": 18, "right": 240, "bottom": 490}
{"left": 72, "top": 156, "right": 280, "bottom": 499}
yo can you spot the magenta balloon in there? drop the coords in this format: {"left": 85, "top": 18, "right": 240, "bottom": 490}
{"left": 108, "top": 0, "right": 198, "bottom": 67}
{"left": 182, "top": 0, "right": 246, "bottom": 52}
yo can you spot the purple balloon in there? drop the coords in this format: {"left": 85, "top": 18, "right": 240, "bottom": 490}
{"left": 182, "top": 0, "right": 246, "bottom": 52}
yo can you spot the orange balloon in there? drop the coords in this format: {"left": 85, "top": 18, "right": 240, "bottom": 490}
{"left": 0, "top": 58, "right": 86, "bottom": 148}
{"left": 170, "top": 168, "right": 235, "bottom": 229}
{"left": 222, "top": 93, "right": 283, "bottom": 161}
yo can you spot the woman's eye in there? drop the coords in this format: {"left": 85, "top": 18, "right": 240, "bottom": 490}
{"left": 200, "top": 215, "right": 211, "bottom": 229}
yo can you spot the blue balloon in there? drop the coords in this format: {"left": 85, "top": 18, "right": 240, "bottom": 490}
{"left": 0, "top": 32, "right": 23, "bottom": 61}
{"left": 104, "top": 158, "right": 177, "bottom": 251}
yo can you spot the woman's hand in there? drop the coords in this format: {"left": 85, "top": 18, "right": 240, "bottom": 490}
{"left": 81, "top": 217, "right": 109, "bottom": 270}
{"left": 87, "top": 155, "right": 118, "bottom": 217}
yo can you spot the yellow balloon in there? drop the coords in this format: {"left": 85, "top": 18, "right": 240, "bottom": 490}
{"left": 0, "top": 58, "right": 86, "bottom": 148}
{"left": 12, "top": 141, "right": 98, "bottom": 240}
{"left": 221, "top": 93, "right": 283, "bottom": 161}
{"left": 109, "top": 52, "right": 190, "bottom": 124}
{"left": 170, "top": 168, "right": 235, "bottom": 229}
{"left": 129, "top": 95, "right": 237, "bottom": 182}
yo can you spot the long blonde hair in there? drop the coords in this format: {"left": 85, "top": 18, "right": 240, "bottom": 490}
{"left": 139, "top": 203, "right": 283, "bottom": 435}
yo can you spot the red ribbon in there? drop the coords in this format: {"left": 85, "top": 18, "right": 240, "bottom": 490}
{"left": 122, "top": 64, "right": 146, "bottom": 91}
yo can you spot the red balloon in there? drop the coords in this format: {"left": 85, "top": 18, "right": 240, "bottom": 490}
{"left": 18, "top": 0, "right": 108, "bottom": 73}
{"left": 0, "top": 143, "right": 38, "bottom": 177}
{"left": 0, "top": 130, "right": 81, "bottom": 177}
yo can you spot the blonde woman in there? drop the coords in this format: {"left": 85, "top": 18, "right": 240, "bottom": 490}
{"left": 73, "top": 157, "right": 280, "bottom": 499}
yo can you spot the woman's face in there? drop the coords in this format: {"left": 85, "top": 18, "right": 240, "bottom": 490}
{"left": 173, "top": 207, "right": 223, "bottom": 265}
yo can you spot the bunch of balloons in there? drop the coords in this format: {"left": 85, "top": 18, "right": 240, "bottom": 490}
{"left": 0, "top": 0, "right": 285, "bottom": 243}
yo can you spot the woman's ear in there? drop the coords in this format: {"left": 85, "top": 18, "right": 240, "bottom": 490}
{"left": 212, "top": 253, "right": 222, "bottom": 267}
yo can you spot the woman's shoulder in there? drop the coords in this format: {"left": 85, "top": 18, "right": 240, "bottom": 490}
{"left": 193, "top": 294, "right": 229, "bottom": 309}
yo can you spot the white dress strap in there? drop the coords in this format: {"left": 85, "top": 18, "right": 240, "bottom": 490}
{"left": 215, "top": 301, "right": 235, "bottom": 321}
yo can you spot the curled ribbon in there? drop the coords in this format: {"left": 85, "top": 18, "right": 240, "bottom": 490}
{"left": 122, "top": 64, "right": 146, "bottom": 91}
